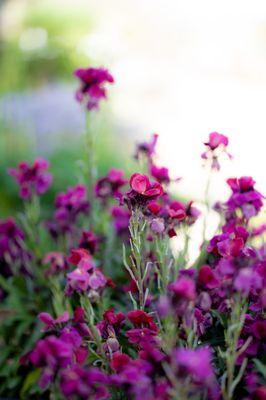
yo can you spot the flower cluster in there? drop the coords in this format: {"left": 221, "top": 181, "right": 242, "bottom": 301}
{"left": 48, "top": 184, "right": 90, "bottom": 239}
{"left": 74, "top": 67, "right": 114, "bottom": 110}
{"left": 8, "top": 158, "right": 52, "bottom": 199}
{"left": 1, "top": 67, "right": 265, "bottom": 400}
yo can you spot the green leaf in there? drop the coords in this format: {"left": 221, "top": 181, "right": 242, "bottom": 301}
{"left": 254, "top": 359, "right": 266, "bottom": 379}
{"left": 20, "top": 368, "right": 41, "bottom": 398}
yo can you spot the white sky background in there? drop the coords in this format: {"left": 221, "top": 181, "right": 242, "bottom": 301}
{"left": 83, "top": 0, "right": 266, "bottom": 206}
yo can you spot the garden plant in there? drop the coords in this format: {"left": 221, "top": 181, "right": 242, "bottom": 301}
{"left": 0, "top": 66, "right": 265, "bottom": 400}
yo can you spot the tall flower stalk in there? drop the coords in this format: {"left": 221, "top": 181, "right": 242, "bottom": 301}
{"left": 124, "top": 208, "right": 149, "bottom": 310}
{"left": 221, "top": 295, "right": 248, "bottom": 400}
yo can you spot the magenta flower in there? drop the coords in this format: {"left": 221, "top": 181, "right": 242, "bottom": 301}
{"left": 97, "top": 308, "right": 125, "bottom": 339}
{"left": 38, "top": 311, "right": 69, "bottom": 331}
{"left": 60, "top": 365, "right": 110, "bottom": 399}
{"left": 111, "top": 206, "right": 130, "bottom": 237}
{"left": 68, "top": 248, "right": 95, "bottom": 270}
{"left": 174, "top": 347, "right": 214, "bottom": 384}
{"left": 48, "top": 185, "right": 90, "bottom": 237}
{"left": 0, "top": 217, "right": 31, "bottom": 276}
{"left": 234, "top": 267, "right": 262, "bottom": 295}
{"left": 167, "top": 201, "right": 186, "bottom": 221}
{"left": 94, "top": 168, "right": 127, "bottom": 201}
{"left": 126, "top": 173, "right": 163, "bottom": 208}
{"left": 150, "top": 164, "right": 170, "bottom": 184}
{"left": 27, "top": 336, "right": 73, "bottom": 388}
{"left": 43, "top": 252, "right": 68, "bottom": 276}
{"left": 202, "top": 131, "right": 230, "bottom": 170}
{"left": 168, "top": 276, "right": 196, "bottom": 302}
{"left": 205, "top": 132, "right": 229, "bottom": 150}
{"left": 226, "top": 177, "right": 264, "bottom": 219}
{"left": 66, "top": 248, "right": 107, "bottom": 295}
{"left": 127, "top": 310, "right": 158, "bottom": 332}
{"left": 79, "top": 230, "right": 101, "bottom": 254}
{"left": 198, "top": 265, "right": 220, "bottom": 289}
{"left": 135, "top": 133, "right": 158, "bottom": 161}
{"left": 8, "top": 158, "right": 52, "bottom": 199}
{"left": 74, "top": 66, "right": 114, "bottom": 110}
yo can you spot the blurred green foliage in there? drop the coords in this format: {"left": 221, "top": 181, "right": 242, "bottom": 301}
{"left": 0, "top": 0, "right": 94, "bottom": 93}
{"left": 0, "top": 0, "right": 134, "bottom": 218}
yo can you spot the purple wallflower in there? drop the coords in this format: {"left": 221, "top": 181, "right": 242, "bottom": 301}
{"left": 226, "top": 177, "right": 264, "bottom": 219}
{"left": 43, "top": 252, "right": 68, "bottom": 276}
{"left": 150, "top": 164, "right": 171, "bottom": 185}
{"left": 234, "top": 267, "right": 262, "bottom": 295}
{"left": 65, "top": 248, "right": 107, "bottom": 296}
{"left": 38, "top": 311, "right": 70, "bottom": 331}
{"left": 60, "top": 365, "right": 110, "bottom": 399}
{"left": 202, "top": 131, "right": 230, "bottom": 170}
{"left": 135, "top": 133, "right": 158, "bottom": 161}
{"left": 126, "top": 173, "right": 164, "bottom": 208}
{"left": 8, "top": 158, "right": 52, "bottom": 199}
{"left": 111, "top": 206, "right": 130, "bottom": 237}
{"left": 48, "top": 184, "right": 90, "bottom": 238}
{"left": 27, "top": 336, "right": 73, "bottom": 388}
{"left": 74, "top": 66, "right": 114, "bottom": 110}
{"left": 174, "top": 347, "right": 214, "bottom": 384}
{"left": 94, "top": 168, "right": 127, "bottom": 201}
{"left": 0, "top": 217, "right": 31, "bottom": 276}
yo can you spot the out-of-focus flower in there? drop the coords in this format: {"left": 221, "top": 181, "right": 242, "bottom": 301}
{"left": 43, "top": 252, "right": 68, "bottom": 276}
{"left": 174, "top": 347, "right": 214, "bottom": 384}
{"left": 167, "top": 201, "right": 186, "bottom": 221}
{"left": 111, "top": 206, "right": 130, "bottom": 237}
{"left": 204, "top": 132, "right": 229, "bottom": 150}
{"left": 135, "top": 133, "right": 158, "bottom": 161}
{"left": 60, "top": 365, "right": 110, "bottom": 399}
{"left": 48, "top": 185, "right": 90, "bottom": 238}
{"left": 79, "top": 230, "right": 101, "bottom": 254}
{"left": 65, "top": 248, "right": 107, "bottom": 296}
{"left": 0, "top": 217, "right": 31, "bottom": 276}
{"left": 169, "top": 276, "right": 196, "bottom": 302}
{"left": 38, "top": 311, "right": 69, "bottom": 331}
{"left": 26, "top": 336, "right": 73, "bottom": 388}
{"left": 150, "top": 164, "right": 170, "bottom": 185}
{"left": 202, "top": 131, "right": 230, "bottom": 170}
{"left": 8, "top": 158, "right": 52, "bottom": 199}
{"left": 74, "top": 66, "right": 114, "bottom": 110}
{"left": 234, "top": 267, "right": 262, "bottom": 295}
{"left": 226, "top": 177, "right": 264, "bottom": 219}
{"left": 198, "top": 265, "right": 220, "bottom": 289}
{"left": 95, "top": 169, "right": 127, "bottom": 201}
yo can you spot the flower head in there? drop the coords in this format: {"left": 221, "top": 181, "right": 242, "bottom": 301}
{"left": 174, "top": 347, "right": 214, "bottom": 384}
{"left": 74, "top": 66, "right": 114, "bottom": 110}
{"left": 126, "top": 173, "right": 163, "bottom": 208}
{"left": 226, "top": 177, "right": 264, "bottom": 219}
{"left": 202, "top": 132, "right": 230, "bottom": 170}
{"left": 95, "top": 169, "right": 127, "bottom": 201}
{"left": 8, "top": 158, "right": 52, "bottom": 199}
{"left": 135, "top": 133, "right": 158, "bottom": 161}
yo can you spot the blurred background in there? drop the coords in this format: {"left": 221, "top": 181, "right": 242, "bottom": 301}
{"left": 1, "top": 0, "right": 266, "bottom": 221}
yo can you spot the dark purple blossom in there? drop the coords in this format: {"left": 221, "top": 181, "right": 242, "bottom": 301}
{"left": 27, "top": 336, "right": 73, "bottom": 388}
{"left": 48, "top": 184, "right": 90, "bottom": 237}
{"left": 94, "top": 168, "right": 127, "bottom": 201}
{"left": 135, "top": 133, "right": 158, "bottom": 161}
{"left": 74, "top": 66, "right": 114, "bottom": 110}
{"left": 202, "top": 131, "right": 230, "bottom": 170}
{"left": 8, "top": 158, "right": 52, "bottom": 199}
{"left": 60, "top": 365, "right": 110, "bottom": 399}
{"left": 174, "top": 347, "right": 214, "bottom": 384}
{"left": 0, "top": 217, "right": 31, "bottom": 276}
{"left": 226, "top": 177, "right": 264, "bottom": 219}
